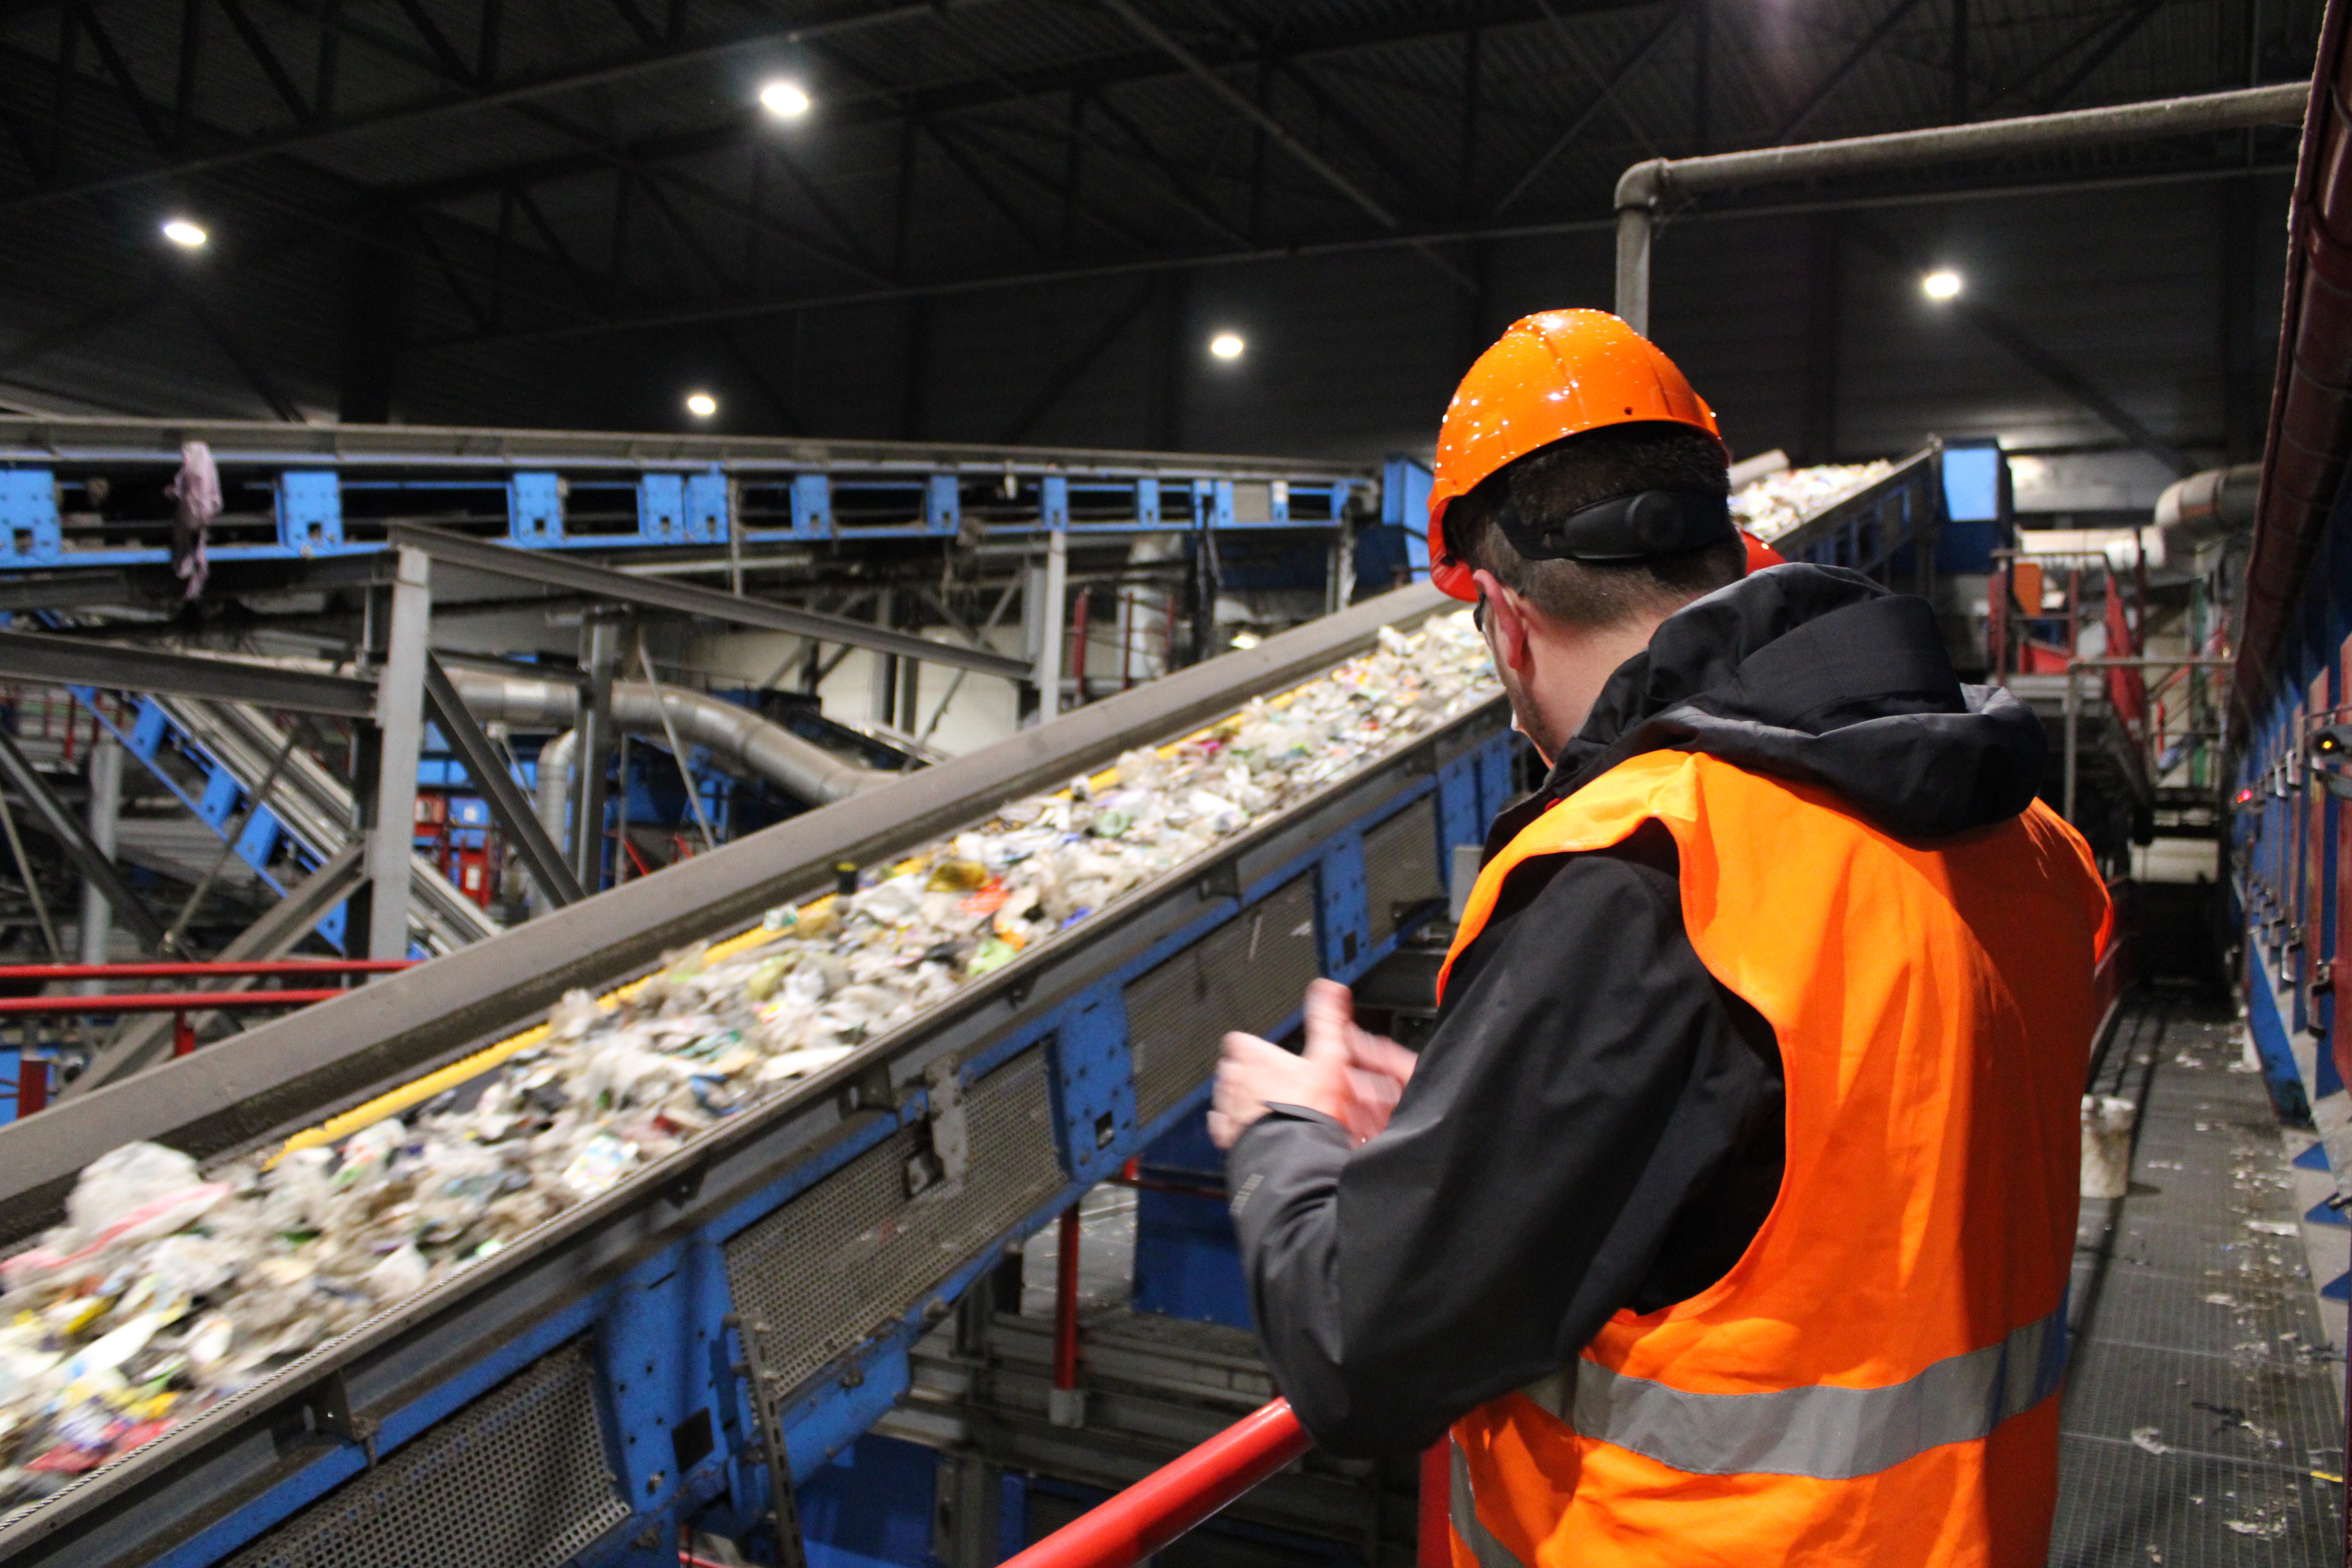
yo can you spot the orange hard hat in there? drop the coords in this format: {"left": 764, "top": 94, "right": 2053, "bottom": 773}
{"left": 1428, "top": 309, "right": 1725, "bottom": 600}
{"left": 1741, "top": 530, "right": 1786, "bottom": 573}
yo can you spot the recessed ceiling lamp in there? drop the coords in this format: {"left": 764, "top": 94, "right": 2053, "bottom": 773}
{"left": 759, "top": 80, "right": 811, "bottom": 118}
{"left": 1209, "top": 332, "right": 1246, "bottom": 360}
{"left": 685, "top": 391, "right": 718, "bottom": 417}
{"left": 161, "top": 218, "right": 208, "bottom": 249}
{"left": 1920, "top": 270, "right": 1963, "bottom": 300}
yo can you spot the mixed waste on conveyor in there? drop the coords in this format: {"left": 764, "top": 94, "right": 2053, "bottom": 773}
{"left": 1731, "top": 461, "right": 1892, "bottom": 545}
{"left": 0, "top": 612, "right": 1499, "bottom": 1512}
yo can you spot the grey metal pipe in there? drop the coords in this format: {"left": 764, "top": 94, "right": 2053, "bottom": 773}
{"left": 76, "top": 733, "right": 121, "bottom": 977}
{"left": 620, "top": 683, "right": 897, "bottom": 804}
{"left": 1613, "top": 83, "right": 2307, "bottom": 332}
{"left": 445, "top": 666, "right": 895, "bottom": 808}
{"left": 2063, "top": 665, "right": 2081, "bottom": 826}
{"left": 532, "top": 729, "right": 577, "bottom": 917}
{"left": 2154, "top": 463, "right": 2262, "bottom": 541}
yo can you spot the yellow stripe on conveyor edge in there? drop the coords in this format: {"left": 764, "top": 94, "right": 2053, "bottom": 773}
{"left": 265, "top": 898, "right": 840, "bottom": 1167}
{"left": 259, "top": 646, "right": 1411, "bottom": 1166}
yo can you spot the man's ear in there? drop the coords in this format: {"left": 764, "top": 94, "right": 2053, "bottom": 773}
{"left": 1471, "top": 568, "right": 1536, "bottom": 673}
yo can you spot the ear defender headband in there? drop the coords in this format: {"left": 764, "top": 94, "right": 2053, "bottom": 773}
{"left": 1494, "top": 488, "right": 1736, "bottom": 563}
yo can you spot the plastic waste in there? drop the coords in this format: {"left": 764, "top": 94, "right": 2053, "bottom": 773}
{"left": 1731, "top": 461, "right": 1894, "bottom": 545}
{"left": 0, "top": 610, "right": 1498, "bottom": 1508}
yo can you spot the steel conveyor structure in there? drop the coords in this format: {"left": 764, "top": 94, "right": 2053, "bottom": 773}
{"left": 0, "top": 583, "right": 1514, "bottom": 1568}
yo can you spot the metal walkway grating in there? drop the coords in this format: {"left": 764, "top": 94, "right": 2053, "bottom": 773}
{"left": 2052, "top": 1001, "right": 2345, "bottom": 1566}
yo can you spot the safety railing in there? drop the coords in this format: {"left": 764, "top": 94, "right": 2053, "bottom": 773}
{"left": 2054, "top": 657, "right": 2233, "bottom": 820}
{"left": 0, "top": 960, "right": 414, "bottom": 983}
{"left": 999, "top": 1399, "right": 1315, "bottom": 1568}
{"left": 2, "top": 959, "right": 417, "bottom": 1112}
{"left": 673, "top": 1389, "right": 1450, "bottom": 1568}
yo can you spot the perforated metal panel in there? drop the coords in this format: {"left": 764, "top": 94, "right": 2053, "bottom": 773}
{"left": 222, "top": 1340, "right": 626, "bottom": 1568}
{"left": 724, "top": 1047, "right": 1059, "bottom": 1393}
{"left": 1361, "top": 797, "right": 1443, "bottom": 946}
{"left": 1125, "top": 874, "right": 1321, "bottom": 1125}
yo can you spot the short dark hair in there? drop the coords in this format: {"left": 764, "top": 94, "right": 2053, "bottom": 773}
{"left": 1443, "top": 422, "right": 1744, "bottom": 628}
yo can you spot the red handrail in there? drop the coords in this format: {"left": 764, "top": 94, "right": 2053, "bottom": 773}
{"left": 0, "top": 961, "right": 413, "bottom": 982}
{"left": 0, "top": 991, "right": 344, "bottom": 1014}
{"left": 997, "top": 1399, "right": 1312, "bottom": 1568}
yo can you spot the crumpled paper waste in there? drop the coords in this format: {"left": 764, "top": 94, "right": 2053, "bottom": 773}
{"left": 1732, "top": 461, "right": 1894, "bottom": 545}
{"left": 0, "top": 611, "right": 1497, "bottom": 1509}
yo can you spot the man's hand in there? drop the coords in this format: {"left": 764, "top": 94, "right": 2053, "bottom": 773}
{"left": 1209, "top": 979, "right": 1418, "bottom": 1150}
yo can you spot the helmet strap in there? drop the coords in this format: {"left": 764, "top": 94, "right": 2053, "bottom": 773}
{"left": 1497, "top": 489, "right": 1735, "bottom": 563}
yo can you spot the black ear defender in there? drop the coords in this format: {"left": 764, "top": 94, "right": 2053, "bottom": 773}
{"left": 1496, "top": 490, "right": 1735, "bottom": 563}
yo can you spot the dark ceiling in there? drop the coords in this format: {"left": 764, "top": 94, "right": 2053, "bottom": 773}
{"left": 0, "top": 0, "right": 2322, "bottom": 466}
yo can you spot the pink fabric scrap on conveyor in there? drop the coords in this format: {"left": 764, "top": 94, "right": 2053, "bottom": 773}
{"left": 164, "top": 441, "right": 221, "bottom": 601}
{"left": 0, "top": 1182, "right": 232, "bottom": 1286}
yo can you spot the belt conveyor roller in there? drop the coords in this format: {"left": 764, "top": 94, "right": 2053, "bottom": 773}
{"left": 0, "top": 583, "right": 1516, "bottom": 1568}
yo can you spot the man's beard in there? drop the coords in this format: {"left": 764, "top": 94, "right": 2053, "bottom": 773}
{"left": 1495, "top": 661, "right": 1563, "bottom": 768}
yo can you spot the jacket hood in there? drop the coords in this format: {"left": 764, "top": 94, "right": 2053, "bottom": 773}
{"left": 1548, "top": 563, "right": 2045, "bottom": 838}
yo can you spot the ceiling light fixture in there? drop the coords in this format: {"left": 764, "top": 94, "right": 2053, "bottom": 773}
{"left": 1920, "top": 270, "right": 1963, "bottom": 300}
{"left": 685, "top": 392, "right": 718, "bottom": 418}
{"left": 1209, "top": 332, "right": 1245, "bottom": 360}
{"left": 161, "top": 218, "right": 208, "bottom": 249}
{"left": 759, "top": 80, "right": 811, "bottom": 118}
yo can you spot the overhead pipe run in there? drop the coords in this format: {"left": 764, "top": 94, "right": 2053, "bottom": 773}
{"left": 2236, "top": 16, "right": 2352, "bottom": 738}
{"left": 2154, "top": 462, "right": 2262, "bottom": 571}
{"left": 1613, "top": 83, "right": 2308, "bottom": 334}
{"left": 445, "top": 668, "right": 900, "bottom": 808}
{"left": 2155, "top": 464, "right": 2263, "bottom": 541}
{"left": 445, "top": 670, "right": 900, "bottom": 906}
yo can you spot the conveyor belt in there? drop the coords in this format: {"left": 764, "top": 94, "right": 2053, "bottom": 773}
{"left": 0, "top": 583, "right": 1515, "bottom": 1568}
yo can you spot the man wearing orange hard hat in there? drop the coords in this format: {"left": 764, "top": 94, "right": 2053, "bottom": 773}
{"left": 1211, "top": 310, "right": 2108, "bottom": 1566}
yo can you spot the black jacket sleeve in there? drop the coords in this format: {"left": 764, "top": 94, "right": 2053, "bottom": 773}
{"left": 1224, "top": 827, "right": 1785, "bottom": 1457}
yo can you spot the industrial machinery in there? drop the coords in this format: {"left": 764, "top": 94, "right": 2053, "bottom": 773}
{"left": 0, "top": 583, "right": 1514, "bottom": 1568}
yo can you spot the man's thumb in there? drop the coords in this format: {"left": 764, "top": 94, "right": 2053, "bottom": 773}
{"left": 1300, "top": 978, "right": 1353, "bottom": 1062}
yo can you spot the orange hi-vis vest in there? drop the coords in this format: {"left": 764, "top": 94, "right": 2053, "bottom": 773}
{"left": 1436, "top": 748, "right": 2110, "bottom": 1568}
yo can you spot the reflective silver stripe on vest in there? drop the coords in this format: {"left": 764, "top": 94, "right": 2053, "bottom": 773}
{"left": 1519, "top": 1307, "right": 2067, "bottom": 1481}
{"left": 1452, "top": 1440, "right": 1528, "bottom": 1568}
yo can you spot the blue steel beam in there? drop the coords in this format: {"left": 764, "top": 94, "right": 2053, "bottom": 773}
{"left": 0, "top": 416, "right": 1374, "bottom": 573}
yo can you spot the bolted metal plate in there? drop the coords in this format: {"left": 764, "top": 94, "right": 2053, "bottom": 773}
{"left": 724, "top": 1047, "right": 1059, "bottom": 1394}
{"left": 1361, "top": 795, "right": 1443, "bottom": 946}
{"left": 1125, "top": 874, "right": 1321, "bottom": 1126}
{"left": 221, "top": 1340, "right": 626, "bottom": 1568}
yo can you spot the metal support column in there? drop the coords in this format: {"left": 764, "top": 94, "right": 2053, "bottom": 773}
{"left": 934, "top": 1454, "right": 1001, "bottom": 1568}
{"left": 76, "top": 733, "right": 121, "bottom": 981}
{"left": 872, "top": 587, "right": 898, "bottom": 728}
{"left": 2063, "top": 663, "right": 2081, "bottom": 825}
{"left": 1031, "top": 532, "right": 1068, "bottom": 724}
{"left": 573, "top": 610, "right": 624, "bottom": 891}
{"left": 1614, "top": 203, "right": 1653, "bottom": 337}
{"left": 362, "top": 548, "right": 430, "bottom": 964}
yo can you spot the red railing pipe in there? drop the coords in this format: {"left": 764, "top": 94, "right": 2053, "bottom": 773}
{"left": 1000, "top": 1399, "right": 1313, "bottom": 1568}
{"left": 0, "top": 990, "right": 344, "bottom": 1014}
{"left": 0, "top": 960, "right": 413, "bottom": 982}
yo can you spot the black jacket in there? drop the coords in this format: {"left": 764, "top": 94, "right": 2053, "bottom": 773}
{"left": 1225, "top": 565, "right": 2047, "bottom": 1457}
